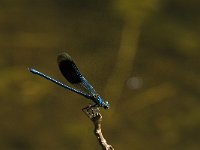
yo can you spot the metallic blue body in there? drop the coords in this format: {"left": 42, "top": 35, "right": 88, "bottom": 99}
{"left": 29, "top": 68, "right": 109, "bottom": 109}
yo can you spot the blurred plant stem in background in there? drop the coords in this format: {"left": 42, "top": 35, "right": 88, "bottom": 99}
{"left": 104, "top": 0, "right": 161, "bottom": 105}
{"left": 104, "top": 20, "right": 140, "bottom": 103}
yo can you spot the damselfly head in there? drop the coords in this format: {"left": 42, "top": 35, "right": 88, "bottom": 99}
{"left": 94, "top": 94, "right": 109, "bottom": 109}
{"left": 103, "top": 101, "right": 109, "bottom": 109}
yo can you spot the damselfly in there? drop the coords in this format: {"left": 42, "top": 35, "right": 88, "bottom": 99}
{"left": 29, "top": 52, "right": 109, "bottom": 109}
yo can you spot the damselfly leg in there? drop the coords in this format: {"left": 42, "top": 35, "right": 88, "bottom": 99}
{"left": 82, "top": 104, "right": 100, "bottom": 119}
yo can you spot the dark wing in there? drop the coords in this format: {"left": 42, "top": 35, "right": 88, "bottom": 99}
{"left": 57, "top": 52, "right": 97, "bottom": 95}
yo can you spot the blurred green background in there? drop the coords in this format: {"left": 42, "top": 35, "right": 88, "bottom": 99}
{"left": 0, "top": 0, "right": 199, "bottom": 149}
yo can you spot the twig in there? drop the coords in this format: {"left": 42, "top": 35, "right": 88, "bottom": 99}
{"left": 92, "top": 113, "right": 114, "bottom": 150}
{"left": 82, "top": 107, "right": 114, "bottom": 150}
